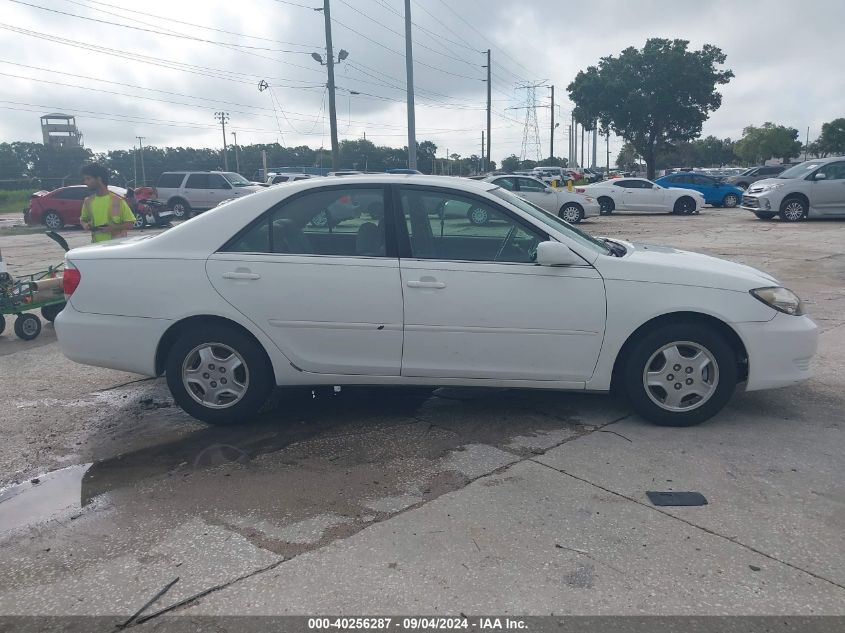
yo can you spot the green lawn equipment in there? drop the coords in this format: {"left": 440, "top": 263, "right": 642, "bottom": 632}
{"left": 0, "top": 231, "right": 69, "bottom": 340}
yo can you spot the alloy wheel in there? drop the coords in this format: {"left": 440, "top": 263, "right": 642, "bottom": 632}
{"left": 782, "top": 201, "right": 805, "bottom": 221}
{"left": 561, "top": 205, "right": 582, "bottom": 223}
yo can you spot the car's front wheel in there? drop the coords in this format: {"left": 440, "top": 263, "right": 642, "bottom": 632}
{"left": 780, "top": 197, "right": 807, "bottom": 222}
{"left": 722, "top": 193, "right": 739, "bottom": 208}
{"left": 673, "top": 197, "right": 697, "bottom": 215}
{"left": 559, "top": 203, "right": 584, "bottom": 224}
{"left": 621, "top": 322, "right": 737, "bottom": 426}
{"left": 165, "top": 325, "right": 274, "bottom": 425}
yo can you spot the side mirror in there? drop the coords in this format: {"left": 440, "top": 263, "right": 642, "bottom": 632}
{"left": 537, "top": 241, "right": 581, "bottom": 267}
{"left": 652, "top": 184, "right": 660, "bottom": 189}
{"left": 545, "top": 187, "right": 554, "bottom": 193}
{"left": 814, "top": 172, "right": 827, "bottom": 181}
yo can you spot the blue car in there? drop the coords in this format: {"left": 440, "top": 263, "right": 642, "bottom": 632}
{"left": 655, "top": 172, "right": 744, "bottom": 208}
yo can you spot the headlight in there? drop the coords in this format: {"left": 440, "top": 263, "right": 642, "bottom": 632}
{"left": 762, "top": 183, "right": 785, "bottom": 191}
{"left": 750, "top": 287, "right": 805, "bottom": 316}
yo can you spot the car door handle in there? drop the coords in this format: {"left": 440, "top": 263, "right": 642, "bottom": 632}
{"left": 407, "top": 279, "right": 446, "bottom": 289}
{"left": 222, "top": 271, "right": 261, "bottom": 280}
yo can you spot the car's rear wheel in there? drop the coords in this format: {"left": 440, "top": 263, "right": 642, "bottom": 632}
{"left": 165, "top": 325, "right": 274, "bottom": 425}
{"left": 722, "top": 193, "right": 739, "bottom": 208}
{"left": 43, "top": 211, "right": 65, "bottom": 230}
{"left": 780, "top": 197, "right": 807, "bottom": 222}
{"left": 133, "top": 213, "right": 147, "bottom": 229}
{"left": 673, "top": 197, "right": 696, "bottom": 215}
{"left": 170, "top": 199, "right": 191, "bottom": 219}
{"left": 621, "top": 322, "right": 737, "bottom": 426}
{"left": 468, "top": 206, "right": 491, "bottom": 226}
{"left": 14, "top": 313, "right": 42, "bottom": 340}
{"left": 754, "top": 212, "right": 776, "bottom": 220}
{"left": 598, "top": 197, "right": 614, "bottom": 215}
{"left": 559, "top": 203, "right": 584, "bottom": 224}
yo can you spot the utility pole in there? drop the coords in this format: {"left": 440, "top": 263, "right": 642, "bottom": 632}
{"left": 483, "top": 49, "right": 491, "bottom": 171}
{"left": 231, "top": 131, "right": 240, "bottom": 174}
{"left": 481, "top": 130, "right": 485, "bottom": 171}
{"left": 136, "top": 136, "right": 146, "bottom": 186}
{"left": 549, "top": 85, "right": 554, "bottom": 161}
{"left": 132, "top": 142, "right": 137, "bottom": 186}
{"left": 580, "top": 125, "right": 585, "bottom": 170}
{"left": 805, "top": 126, "right": 810, "bottom": 160}
{"left": 214, "top": 112, "right": 229, "bottom": 170}
{"left": 606, "top": 130, "right": 610, "bottom": 174}
{"left": 404, "top": 0, "right": 417, "bottom": 170}
{"left": 323, "top": 0, "right": 340, "bottom": 170}
{"left": 592, "top": 121, "right": 598, "bottom": 168}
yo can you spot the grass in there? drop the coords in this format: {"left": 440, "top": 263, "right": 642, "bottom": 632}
{"left": 0, "top": 189, "right": 32, "bottom": 214}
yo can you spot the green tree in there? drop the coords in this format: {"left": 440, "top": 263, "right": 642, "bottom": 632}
{"left": 501, "top": 154, "right": 520, "bottom": 172}
{"left": 0, "top": 143, "right": 25, "bottom": 180}
{"left": 616, "top": 143, "right": 639, "bottom": 170}
{"left": 814, "top": 118, "right": 845, "bottom": 157}
{"left": 568, "top": 38, "right": 733, "bottom": 179}
{"left": 734, "top": 123, "right": 802, "bottom": 165}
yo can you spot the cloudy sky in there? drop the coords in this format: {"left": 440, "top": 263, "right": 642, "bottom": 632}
{"left": 2, "top": 0, "right": 844, "bottom": 165}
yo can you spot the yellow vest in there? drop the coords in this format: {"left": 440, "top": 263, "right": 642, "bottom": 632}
{"left": 81, "top": 193, "right": 133, "bottom": 242}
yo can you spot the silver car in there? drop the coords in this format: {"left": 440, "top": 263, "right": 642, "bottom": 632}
{"left": 740, "top": 157, "right": 845, "bottom": 222}
{"left": 155, "top": 171, "right": 264, "bottom": 219}
{"left": 482, "top": 174, "right": 600, "bottom": 224}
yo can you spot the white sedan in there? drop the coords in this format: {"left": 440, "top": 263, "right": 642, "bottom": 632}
{"left": 583, "top": 177, "right": 705, "bottom": 215}
{"left": 483, "top": 174, "right": 600, "bottom": 223}
{"left": 56, "top": 175, "right": 817, "bottom": 428}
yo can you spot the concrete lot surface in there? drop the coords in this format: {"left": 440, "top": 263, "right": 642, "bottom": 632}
{"left": 0, "top": 209, "right": 843, "bottom": 625}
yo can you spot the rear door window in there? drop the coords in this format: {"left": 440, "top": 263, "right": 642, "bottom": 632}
{"left": 185, "top": 174, "right": 210, "bottom": 189}
{"left": 157, "top": 173, "right": 185, "bottom": 188}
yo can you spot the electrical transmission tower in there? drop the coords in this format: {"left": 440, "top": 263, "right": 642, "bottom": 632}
{"left": 513, "top": 82, "right": 547, "bottom": 162}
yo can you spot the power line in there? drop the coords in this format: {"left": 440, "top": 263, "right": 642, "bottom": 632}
{"left": 8, "top": 0, "right": 316, "bottom": 53}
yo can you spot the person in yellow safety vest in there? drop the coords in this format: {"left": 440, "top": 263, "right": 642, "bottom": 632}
{"left": 79, "top": 163, "right": 135, "bottom": 243}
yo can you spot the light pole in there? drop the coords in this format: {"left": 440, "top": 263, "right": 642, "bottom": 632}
{"left": 313, "top": 1, "right": 348, "bottom": 171}
{"left": 136, "top": 136, "right": 146, "bottom": 186}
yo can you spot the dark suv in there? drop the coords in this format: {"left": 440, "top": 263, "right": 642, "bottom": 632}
{"left": 724, "top": 165, "right": 787, "bottom": 190}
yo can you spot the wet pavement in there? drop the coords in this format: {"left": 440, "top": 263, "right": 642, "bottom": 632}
{"left": 0, "top": 209, "right": 844, "bottom": 622}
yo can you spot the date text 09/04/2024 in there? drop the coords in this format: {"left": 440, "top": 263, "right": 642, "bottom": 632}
{"left": 307, "top": 617, "right": 527, "bottom": 630}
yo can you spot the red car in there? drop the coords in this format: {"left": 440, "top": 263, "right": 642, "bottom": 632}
{"left": 25, "top": 185, "right": 129, "bottom": 230}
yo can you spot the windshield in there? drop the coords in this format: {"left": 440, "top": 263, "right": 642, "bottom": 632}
{"left": 740, "top": 168, "right": 756, "bottom": 176}
{"left": 778, "top": 161, "right": 822, "bottom": 179}
{"left": 490, "top": 188, "right": 611, "bottom": 256}
{"left": 224, "top": 172, "right": 252, "bottom": 187}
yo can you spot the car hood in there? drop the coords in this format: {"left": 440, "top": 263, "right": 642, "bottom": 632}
{"left": 598, "top": 240, "right": 779, "bottom": 292}
{"left": 746, "top": 177, "right": 787, "bottom": 193}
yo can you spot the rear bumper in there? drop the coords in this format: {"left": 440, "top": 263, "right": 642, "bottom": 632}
{"left": 735, "top": 313, "right": 818, "bottom": 391}
{"left": 55, "top": 302, "right": 172, "bottom": 376}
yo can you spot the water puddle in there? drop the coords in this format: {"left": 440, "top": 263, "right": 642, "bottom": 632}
{"left": 0, "top": 463, "right": 92, "bottom": 533}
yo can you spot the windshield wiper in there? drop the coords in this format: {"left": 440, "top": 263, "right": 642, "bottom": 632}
{"left": 602, "top": 238, "right": 626, "bottom": 257}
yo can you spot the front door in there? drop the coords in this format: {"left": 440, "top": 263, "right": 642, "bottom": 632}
{"left": 206, "top": 185, "right": 404, "bottom": 376}
{"left": 809, "top": 161, "right": 845, "bottom": 215}
{"left": 207, "top": 173, "right": 234, "bottom": 209}
{"left": 513, "top": 176, "right": 557, "bottom": 213}
{"left": 621, "top": 180, "right": 666, "bottom": 212}
{"left": 396, "top": 186, "right": 606, "bottom": 383}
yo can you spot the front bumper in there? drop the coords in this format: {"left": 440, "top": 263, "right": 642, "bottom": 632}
{"left": 734, "top": 313, "right": 818, "bottom": 391}
{"left": 55, "top": 302, "right": 172, "bottom": 376}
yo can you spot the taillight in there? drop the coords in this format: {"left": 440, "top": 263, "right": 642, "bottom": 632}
{"left": 63, "top": 265, "right": 81, "bottom": 297}
{"left": 575, "top": 188, "right": 586, "bottom": 193}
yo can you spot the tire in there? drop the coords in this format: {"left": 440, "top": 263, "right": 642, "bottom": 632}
{"left": 41, "top": 302, "right": 65, "bottom": 322}
{"left": 467, "top": 206, "right": 491, "bottom": 226}
{"left": 673, "top": 196, "right": 696, "bottom": 215}
{"left": 598, "top": 196, "right": 615, "bottom": 215}
{"left": 621, "top": 322, "right": 737, "bottom": 427}
{"left": 169, "top": 199, "right": 191, "bottom": 220}
{"left": 14, "top": 313, "right": 42, "bottom": 340}
{"left": 165, "top": 324, "right": 274, "bottom": 425}
{"left": 722, "top": 193, "right": 739, "bottom": 208}
{"left": 780, "top": 197, "right": 807, "bottom": 222}
{"left": 43, "top": 211, "right": 65, "bottom": 230}
{"left": 133, "top": 213, "right": 147, "bottom": 229}
{"left": 0, "top": 314, "right": 5, "bottom": 335}
{"left": 754, "top": 212, "right": 776, "bottom": 220}
{"left": 559, "top": 203, "right": 584, "bottom": 224}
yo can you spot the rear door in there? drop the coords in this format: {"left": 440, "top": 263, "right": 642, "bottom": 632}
{"left": 184, "top": 173, "right": 210, "bottom": 209}
{"left": 206, "top": 184, "right": 404, "bottom": 375}
{"left": 396, "top": 185, "right": 606, "bottom": 382}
